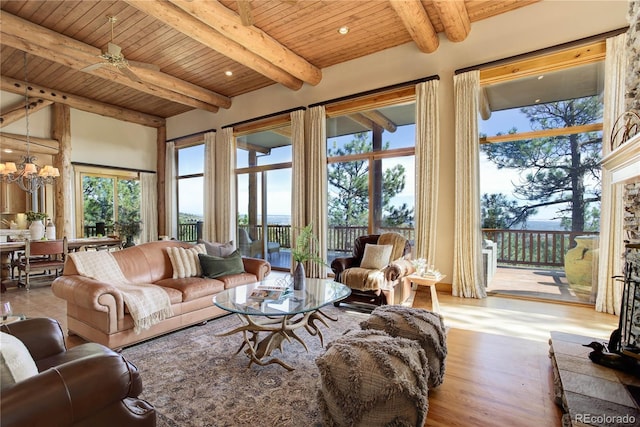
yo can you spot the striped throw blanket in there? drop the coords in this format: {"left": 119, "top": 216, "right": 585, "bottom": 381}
{"left": 69, "top": 251, "right": 174, "bottom": 334}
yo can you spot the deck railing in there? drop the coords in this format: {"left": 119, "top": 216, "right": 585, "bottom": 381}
{"left": 483, "top": 228, "right": 599, "bottom": 267}
{"left": 177, "top": 223, "right": 589, "bottom": 268}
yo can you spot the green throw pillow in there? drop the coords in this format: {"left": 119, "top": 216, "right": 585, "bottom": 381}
{"left": 198, "top": 250, "right": 245, "bottom": 279}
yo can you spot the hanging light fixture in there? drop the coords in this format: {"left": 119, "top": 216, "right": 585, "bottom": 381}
{"left": 0, "top": 53, "right": 59, "bottom": 194}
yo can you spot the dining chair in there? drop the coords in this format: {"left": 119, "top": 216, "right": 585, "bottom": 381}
{"left": 17, "top": 237, "right": 68, "bottom": 290}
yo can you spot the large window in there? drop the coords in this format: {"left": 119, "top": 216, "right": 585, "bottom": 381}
{"left": 326, "top": 99, "right": 416, "bottom": 262}
{"left": 75, "top": 165, "right": 140, "bottom": 239}
{"left": 176, "top": 143, "right": 204, "bottom": 242}
{"left": 235, "top": 116, "right": 292, "bottom": 269}
{"left": 478, "top": 40, "right": 605, "bottom": 304}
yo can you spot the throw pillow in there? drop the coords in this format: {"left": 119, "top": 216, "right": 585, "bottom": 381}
{"left": 198, "top": 239, "right": 236, "bottom": 257}
{"left": 0, "top": 332, "right": 39, "bottom": 390}
{"left": 199, "top": 250, "right": 245, "bottom": 279}
{"left": 360, "top": 243, "right": 393, "bottom": 269}
{"left": 166, "top": 244, "right": 206, "bottom": 279}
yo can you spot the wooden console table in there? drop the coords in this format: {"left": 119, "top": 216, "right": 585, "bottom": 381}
{"left": 549, "top": 331, "right": 640, "bottom": 426}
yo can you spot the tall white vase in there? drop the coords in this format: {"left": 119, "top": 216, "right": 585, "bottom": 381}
{"left": 29, "top": 220, "right": 45, "bottom": 240}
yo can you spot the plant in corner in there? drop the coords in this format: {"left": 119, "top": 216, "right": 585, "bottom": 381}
{"left": 291, "top": 223, "right": 326, "bottom": 290}
{"left": 114, "top": 219, "right": 142, "bottom": 248}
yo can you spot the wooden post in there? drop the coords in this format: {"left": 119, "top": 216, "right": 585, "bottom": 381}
{"left": 52, "top": 103, "right": 72, "bottom": 238}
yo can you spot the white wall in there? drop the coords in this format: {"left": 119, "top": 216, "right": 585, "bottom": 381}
{"left": 70, "top": 110, "right": 157, "bottom": 171}
{"left": 167, "top": 0, "right": 629, "bottom": 280}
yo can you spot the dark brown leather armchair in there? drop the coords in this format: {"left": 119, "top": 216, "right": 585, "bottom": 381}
{"left": 331, "top": 233, "right": 414, "bottom": 307}
{"left": 0, "top": 318, "right": 156, "bottom": 427}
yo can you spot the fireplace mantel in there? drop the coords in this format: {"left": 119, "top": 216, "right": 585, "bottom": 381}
{"left": 602, "top": 133, "right": 640, "bottom": 184}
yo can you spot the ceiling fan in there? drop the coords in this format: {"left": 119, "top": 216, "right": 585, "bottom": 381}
{"left": 81, "top": 16, "right": 158, "bottom": 83}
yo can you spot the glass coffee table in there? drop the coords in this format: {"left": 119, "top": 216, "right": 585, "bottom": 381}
{"left": 213, "top": 278, "right": 350, "bottom": 371}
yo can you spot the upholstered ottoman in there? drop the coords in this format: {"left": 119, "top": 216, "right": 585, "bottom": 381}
{"left": 316, "top": 329, "right": 429, "bottom": 427}
{"left": 360, "top": 305, "right": 447, "bottom": 388}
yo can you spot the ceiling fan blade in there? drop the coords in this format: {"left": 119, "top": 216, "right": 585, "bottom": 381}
{"left": 81, "top": 62, "right": 106, "bottom": 73}
{"left": 119, "top": 66, "right": 143, "bottom": 84}
{"left": 128, "top": 60, "right": 160, "bottom": 72}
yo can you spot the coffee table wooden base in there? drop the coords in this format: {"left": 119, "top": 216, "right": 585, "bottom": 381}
{"left": 216, "top": 308, "right": 337, "bottom": 371}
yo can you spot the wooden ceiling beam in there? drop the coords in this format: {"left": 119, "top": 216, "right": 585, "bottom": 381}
{"left": 0, "top": 76, "right": 165, "bottom": 128}
{"left": 347, "top": 113, "right": 376, "bottom": 131}
{"left": 0, "top": 132, "right": 59, "bottom": 155}
{"left": 169, "top": 0, "right": 322, "bottom": 86}
{"left": 125, "top": 0, "right": 304, "bottom": 90}
{"left": 432, "top": 0, "right": 471, "bottom": 43}
{"left": 0, "top": 11, "right": 229, "bottom": 111}
{"left": 1, "top": 99, "right": 53, "bottom": 128}
{"left": 389, "top": 0, "right": 439, "bottom": 53}
{"left": 361, "top": 110, "right": 397, "bottom": 133}
{"left": 237, "top": 0, "right": 254, "bottom": 26}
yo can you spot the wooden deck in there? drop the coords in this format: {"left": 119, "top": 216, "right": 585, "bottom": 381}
{"left": 487, "top": 266, "right": 595, "bottom": 305}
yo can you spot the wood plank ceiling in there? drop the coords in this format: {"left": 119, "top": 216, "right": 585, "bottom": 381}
{"left": 0, "top": 0, "right": 539, "bottom": 128}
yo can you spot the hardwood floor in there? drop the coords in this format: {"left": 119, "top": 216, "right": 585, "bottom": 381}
{"left": 0, "top": 279, "right": 619, "bottom": 426}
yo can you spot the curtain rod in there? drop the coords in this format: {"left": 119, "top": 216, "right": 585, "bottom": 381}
{"left": 222, "top": 106, "right": 306, "bottom": 129}
{"left": 71, "top": 162, "right": 155, "bottom": 174}
{"left": 308, "top": 75, "right": 440, "bottom": 109}
{"left": 166, "top": 128, "right": 216, "bottom": 144}
{"left": 455, "top": 27, "right": 628, "bottom": 75}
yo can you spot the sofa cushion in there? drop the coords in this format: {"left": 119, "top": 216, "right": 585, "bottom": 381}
{"left": 0, "top": 332, "right": 39, "bottom": 389}
{"left": 199, "top": 250, "right": 245, "bottom": 279}
{"left": 199, "top": 239, "right": 236, "bottom": 257}
{"left": 360, "top": 243, "right": 393, "bottom": 269}
{"left": 155, "top": 277, "right": 225, "bottom": 302}
{"left": 166, "top": 244, "right": 206, "bottom": 279}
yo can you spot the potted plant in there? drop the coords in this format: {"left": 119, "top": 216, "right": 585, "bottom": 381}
{"left": 291, "top": 223, "right": 326, "bottom": 290}
{"left": 25, "top": 211, "right": 48, "bottom": 240}
{"left": 114, "top": 219, "right": 142, "bottom": 247}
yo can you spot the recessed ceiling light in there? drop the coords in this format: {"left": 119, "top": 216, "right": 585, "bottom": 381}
{"left": 537, "top": 75, "right": 544, "bottom": 80}
{"left": 338, "top": 26, "right": 349, "bottom": 35}
{"left": 535, "top": 99, "right": 541, "bottom": 103}
{"left": 3, "top": 149, "right": 12, "bottom": 154}
{"left": 225, "top": 70, "right": 233, "bottom": 77}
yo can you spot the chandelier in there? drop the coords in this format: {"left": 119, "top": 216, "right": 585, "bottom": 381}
{"left": 0, "top": 53, "right": 59, "bottom": 194}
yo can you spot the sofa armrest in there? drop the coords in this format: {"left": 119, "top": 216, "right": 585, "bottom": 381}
{"left": 0, "top": 351, "right": 139, "bottom": 427}
{"left": 241, "top": 257, "right": 271, "bottom": 281}
{"left": 0, "top": 317, "right": 66, "bottom": 361}
{"left": 52, "top": 276, "right": 126, "bottom": 330}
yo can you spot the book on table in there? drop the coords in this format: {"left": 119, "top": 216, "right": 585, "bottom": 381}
{"left": 249, "top": 282, "right": 291, "bottom": 301}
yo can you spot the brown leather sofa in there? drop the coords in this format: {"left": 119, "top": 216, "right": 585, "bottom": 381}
{"left": 331, "top": 234, "right": 414, "bottom": 307}
{"left": 0, "top": 317, "right": 155, "bottom": 427}
{"left": 52, "top": 240, "right": 271, "bottom": 349}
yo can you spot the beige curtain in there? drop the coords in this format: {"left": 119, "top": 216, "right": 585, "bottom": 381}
{"left": 452, "top": 71, "right": 486, "bottom": 298}
{"left": 214, "top": 128, "right": 236, "bottom": 244}
{"left": 596, "top": 33, "right": 628, "bottom": 314}
{"left": 291, "top": 109, "right": 306, "bottom": 270}
{"left": 203, "top": 131, "right": 217, "bottom": 241}
{"left": 301, "top": 106, "right": 328, "bottom": 279}
{"left": 414, "top": 79, "right": 440, "bottom": 264}
{"left": 164, "top": 140, "right": 177, "bottom": 239}
{"left": 139, "top": 172, "right": 157, "bottom": 243}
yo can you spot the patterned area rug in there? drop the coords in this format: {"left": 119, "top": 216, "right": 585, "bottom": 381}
{"left": 121, "top": 305, "right": 371, "bottom": 427}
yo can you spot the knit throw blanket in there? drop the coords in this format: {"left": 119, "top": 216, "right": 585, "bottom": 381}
{"left": 69, "top": 251, "right": 174, "bottom": 334}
